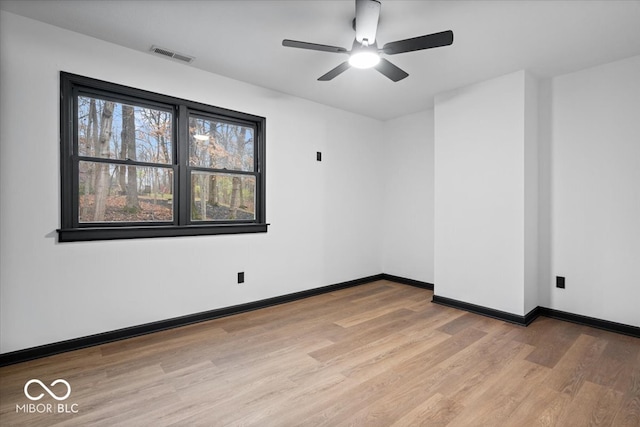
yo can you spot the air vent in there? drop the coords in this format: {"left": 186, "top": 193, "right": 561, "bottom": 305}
{"left": 150, "top": 45, "right": 194, "bottom": 64}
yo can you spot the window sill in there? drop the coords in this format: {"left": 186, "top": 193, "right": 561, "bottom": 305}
{"left": 57, "top": 223, "right": 269, "bottom": 242}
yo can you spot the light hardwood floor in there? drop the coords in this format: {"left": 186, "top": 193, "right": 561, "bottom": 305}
{"left": 1, "top": 280, "right": 639, "bottom": 426}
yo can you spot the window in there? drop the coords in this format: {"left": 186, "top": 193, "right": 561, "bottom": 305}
{"left": 59, "top": 72, "right": 266, "bottom": 242}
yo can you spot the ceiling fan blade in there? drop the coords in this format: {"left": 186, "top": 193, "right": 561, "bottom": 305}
{"left": 382, "top": 30, "right": 454, "bottom": 55}
{"left": 355, "top": 0, "right": 381, "bottom": 44}
{"left": 282, "top": 39, "right": 348, "bottom": 54}
{"left": 318, "top": 61, "right": 351, "bottom": 81}
{"left": 374, "top": 58, "right": 409, "bottom": 82}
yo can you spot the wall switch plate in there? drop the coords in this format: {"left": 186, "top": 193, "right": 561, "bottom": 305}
{"left": 238, "top": 272, "right": 244, "bottom": 284}
{"left": 556, "top": 276, "right": 565, "bottom": 289}
{"left": 317, "top": 152, "right": 322, "bottom": 161}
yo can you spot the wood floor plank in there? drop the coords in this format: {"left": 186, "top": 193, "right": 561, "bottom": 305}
{"left": 586, "top": 333, "right": 640, "bottom": 392}
{"left": 502, "top": 384, "right": 566, "bottom": 427}
{"left": 308, "top": 308, "right": 426, "bottom": 363}
{"left": 339, "top": 328, "right": 452, "bottom": 382}
{"left": 447, "top": 359, "right": 551, "bottom": 426}
{"left": 524, "top": 318, "right": 585, "bottom": 368}
{"left": 435, "top": 324, "right": 532, "bottom": 401}
{"left": 299, "top": 327, "right": 488, "bottom": 427}
{"left": 390, "top": 393, "right": 464, "bottom": 427}
{"left": 334, "top": 296, "right": 425, "bottom": 328}
{"left": 611, "top": 349, "right": 640, "bottom": 426}
{"left": 436, "top": 311, "right": 497, "bottom": 335}
{"left": 543, "top": 333, "right": 608, "bottom": 397}
{"left": 556, "top": 380, "right": 624, "bottom": 427}
{"left": 221, "top": 373, "right": 351, "bottom": 426}
{"left": 1, "top": 280, "right": 638, "bottom": 426}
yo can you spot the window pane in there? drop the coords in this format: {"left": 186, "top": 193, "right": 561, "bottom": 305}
{"left": 189, "top": 116, "right": 254, "bottom": 171}
{"left": 78, "top": 96, "right": 173, "bottom": 164}
{"left": 191, "top": 172, "right": 255, "bottom": 221}
{"left": 79, "top": 161, "right": 173, "bottom": 223}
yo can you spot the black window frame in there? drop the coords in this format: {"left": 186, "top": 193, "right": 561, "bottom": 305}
{"left": 58, "top": 72, "right": 267, "bottom": 242}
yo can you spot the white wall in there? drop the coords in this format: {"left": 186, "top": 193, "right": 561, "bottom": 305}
{"left": 547, "top": 55, "right": 640, "bottom": 326}
{"left": 381, "top": 110, "right": 434, "bottom": 283}
{"left": 537, "top": 78, "right": 553, "bottom": 310}
{"left": 0, "top": 11, "right": 384, "bottom": 353}
{"left": 523, "top": 73, "right": 539, "bottom": 314}
{"left": 434, "top": 70, "right": 536, "bottom": 316}
{"left": 433, "top": 57, "right": 640, "bottom": 327}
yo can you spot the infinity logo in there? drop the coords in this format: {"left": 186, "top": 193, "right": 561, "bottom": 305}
{"left": 24, "top": 379, "right": 71, "bottom": 401}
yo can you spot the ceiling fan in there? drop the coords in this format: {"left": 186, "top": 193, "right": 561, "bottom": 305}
{"left": 282, "top": 0, "right": 454, "bottom": 82}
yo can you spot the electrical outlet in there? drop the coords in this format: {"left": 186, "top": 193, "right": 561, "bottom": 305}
{"left": 316, "top": 152, "right": 322, "bottom": 161}
{"left": 238, "top": 272, "right": 245, "bottom": 284}
{"left": 556, "top": 276, "right": 565, "bottom": 289}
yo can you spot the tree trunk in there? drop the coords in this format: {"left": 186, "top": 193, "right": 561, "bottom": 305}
{"left": 80, "top": 100, "right": 97, "bottom": 219}
{"left": 93, "top": 101, "right": 115, "bottom": 221}
{"left": 238, "top": 180, "right": 245, "bottom": 208}
{"left": 154, "top": 111, "right": 171, "bottom": 191}
{"left": 122, "top": 105, "right": 138, "bottom": 210}
{"left": 229, "top": 127, "right": 248, "bottom": 216}
{"left": 160, "top": 131, "right": 170, "bottom": 194}
{"left": 87, "top": 99, "right": 99, "bottom": 195}
{"left": 230, "top": 176, "right": 241, "bottom": 219}
{"left": 209, "top": 175, "right": 217, "bottom": 206}
{"left": 118, "top": 135, "right": 126, "bottom": 194}
{"left": 200, "top": 174, "right": 207, "bottom": 220}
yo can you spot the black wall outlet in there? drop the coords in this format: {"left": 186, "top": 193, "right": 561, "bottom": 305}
{"left": 238, "top": 272, "right": 245, "bottom": 284}
{"left": 556, "top": 276, "right": 565, "bottom": 289}
{"left": 316, "top": 152, "right": 322, "bottom": 161}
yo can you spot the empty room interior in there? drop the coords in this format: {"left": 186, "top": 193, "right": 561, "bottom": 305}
{"left": 1, "top": 0, "right": 639, "bottom": 425}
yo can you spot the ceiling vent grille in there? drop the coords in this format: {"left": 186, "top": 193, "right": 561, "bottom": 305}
{"left": 150, "top": 45, "right": 194, "bottom": 64}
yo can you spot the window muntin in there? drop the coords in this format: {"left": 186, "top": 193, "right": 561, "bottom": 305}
{"left": 59, "top": 72, "right": 266, "bottom": 241}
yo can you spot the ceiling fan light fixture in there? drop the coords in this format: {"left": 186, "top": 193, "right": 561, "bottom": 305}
{"left": 349, "top": 49, "right": 380, "bottom": 69}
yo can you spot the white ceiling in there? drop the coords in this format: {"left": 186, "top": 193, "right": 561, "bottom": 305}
{"left": 2, "top": 0, "right": 640, "bottom": 120}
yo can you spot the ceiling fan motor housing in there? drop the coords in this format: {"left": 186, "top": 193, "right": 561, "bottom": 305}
{"left": 355, "top": 0, "right": 381, "bottom": 44}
